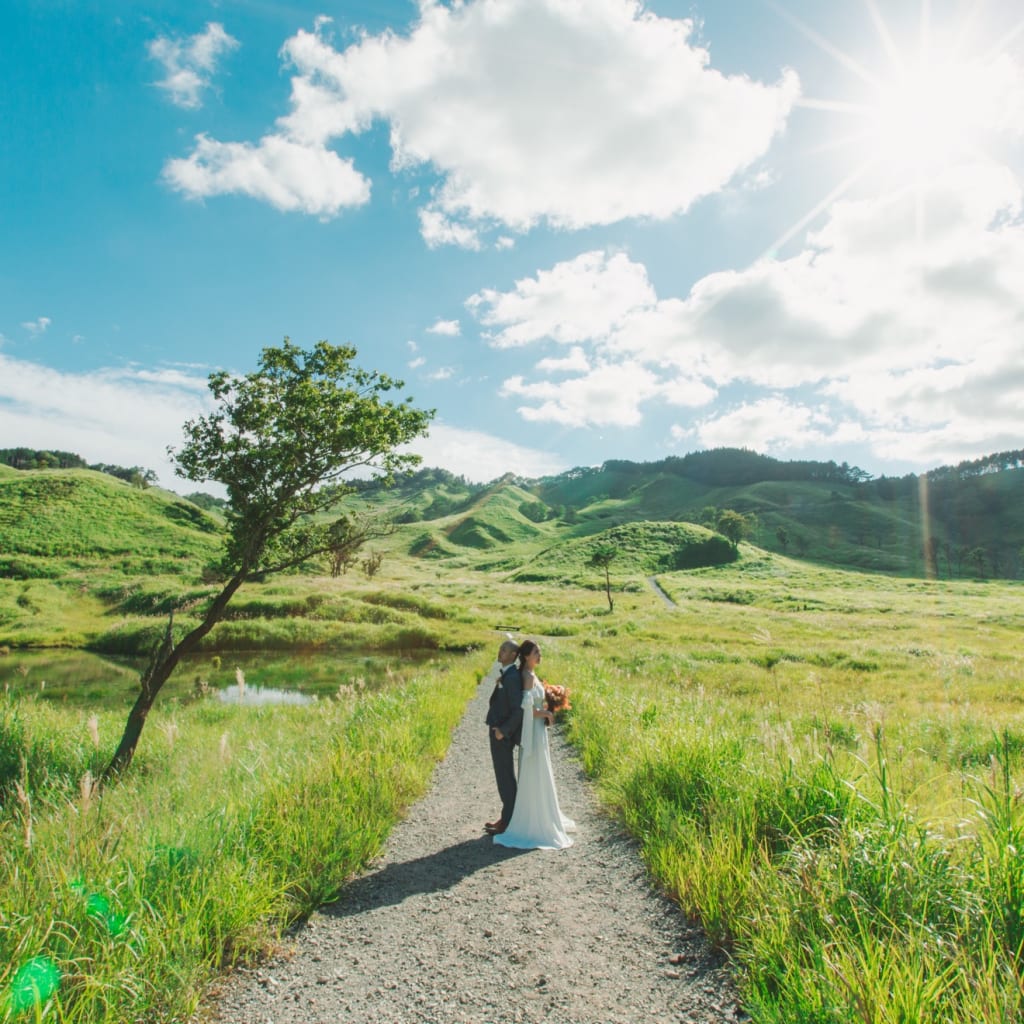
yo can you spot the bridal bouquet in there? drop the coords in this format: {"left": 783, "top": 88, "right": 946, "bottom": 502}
{"left": 543, "top": 683, "right": 572, "bottom": 718}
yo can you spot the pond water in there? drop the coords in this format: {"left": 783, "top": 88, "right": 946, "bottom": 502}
{"left": 0, "top": 648, "right": 448, "bottom": 708}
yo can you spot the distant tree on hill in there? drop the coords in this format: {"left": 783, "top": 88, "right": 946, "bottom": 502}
{"left": 519, "top": 499, "right": 549, "bottom": 523}
{"left": 775, "top": 526, "right": 789, "bottom": 552}
{"left": 587, "top": 543, "right": 618, "bottom": 612}
{"left": 0, "top": 447, "right": 87, "bottom": 470}
{"left": 185, "top": 492, "right": 228, "bottom": 512}
{"left": 0, "top": 448, "right": 158, "bottom": 486}
{"left": 716, "top": 509, "right": 748, "bottom": 547}
{"left": 103, "top": 339, "right": 432, "bottom": 778}
{"left": 90, "top": 463, "right": 157, "bottom": 488}
{"left": 361, "top": 550, "right": 384, "bottom": 578}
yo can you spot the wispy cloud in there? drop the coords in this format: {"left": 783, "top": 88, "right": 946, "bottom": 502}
{"left": 406, "top": 422, "right": 565, "bottom": 480}
{"left": 0, "top": 354, "right": 214, "bottom": 488}
{"left": 21, "top": 317, "right": 51, "bottom": 336}
{"left": 149, "top": 22, "right": 239, "bottom": 110}
{"left": 426, "top": 319, "right": 460, "bottom": 337}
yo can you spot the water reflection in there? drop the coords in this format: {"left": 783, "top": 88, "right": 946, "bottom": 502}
{"left": 216, "top": 684, "right": 314, "bottom": 706}
{"left": 1, "top": 648, "right": 448, "bottom": 708}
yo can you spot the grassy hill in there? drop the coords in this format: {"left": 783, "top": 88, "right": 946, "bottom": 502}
{"left": 2, "top": 447, "right": 1023, "bottom": 651}
{"left": 0, "top": 468, "right": 221, "bottom": 578}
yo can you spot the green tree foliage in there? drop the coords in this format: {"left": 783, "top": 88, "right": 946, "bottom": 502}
{"left": 184, "top": 492, "right": 228, "bottom": 513}
{"left": 715, "top": 509, "right": 748, "bottom": 547}
{"left": 0, "top": 448, "right": 156, "bottom": 485}
{"left": 587, "top": 543, "right": 618, "bottom": 612}
{"left": 518, "top": 499, "right": 549, "bottom": 523}
{"left": 0, "top": 447, "right": 87, "bottom": 469}
{"left": 104, "top": 339, "right": 432, "bottom": 777}
{"left": 671, "top": 535, "right": 737, "bottom": 569}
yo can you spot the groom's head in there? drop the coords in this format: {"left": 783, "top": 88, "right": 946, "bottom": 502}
{"left": 498, "top": 640, "right": 519, "bottom": 666}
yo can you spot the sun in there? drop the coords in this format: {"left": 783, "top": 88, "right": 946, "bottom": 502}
{"left": 760, "top": 0, "right": 1023, "bottom": 253}
{"left": 862, "top": 50, "right": 992, "bottom": 179}
{"left": 856, "top": 40, "right": 1015, "bottom": 184}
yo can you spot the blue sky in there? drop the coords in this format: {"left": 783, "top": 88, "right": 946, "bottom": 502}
{"left": 3, "top": 0, "right": 1023, "bottom": 491}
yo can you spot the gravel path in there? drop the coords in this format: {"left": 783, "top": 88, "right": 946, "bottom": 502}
{"left": 209, "top": 682, "right": 744, "bottom": 1024}
{"left": 647, "top": 576, "right": 677, "bottom": 609}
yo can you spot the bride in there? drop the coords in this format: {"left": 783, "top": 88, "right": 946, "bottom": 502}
{"left": 494, "top": 640, "right": 575, "bottom": 850}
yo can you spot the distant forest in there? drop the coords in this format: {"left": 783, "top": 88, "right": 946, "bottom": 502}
{"left": 0, "top": 447, "right": 158, "bottom": 488}
{"left": 353, "top": 446, "right": 1024, "bottom": 496}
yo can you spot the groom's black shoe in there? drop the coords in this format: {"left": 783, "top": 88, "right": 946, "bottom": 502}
{"left": 484, "top": 819, "right": 507, "bottom": 834}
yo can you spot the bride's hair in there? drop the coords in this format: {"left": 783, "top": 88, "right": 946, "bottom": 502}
{"left": 517, "top": 639, "right": 540, "bottom": 670}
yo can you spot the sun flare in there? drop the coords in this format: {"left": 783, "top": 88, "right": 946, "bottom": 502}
{"left": 864, "top": 52, "right": 991, "bottom": 177}
{"left": 764, "top": 0, "right": 1024, "bottom": 254}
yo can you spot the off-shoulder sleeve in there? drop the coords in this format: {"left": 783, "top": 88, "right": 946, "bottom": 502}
{"left": 519, "top": 687, "right": 534, "bottom": 759}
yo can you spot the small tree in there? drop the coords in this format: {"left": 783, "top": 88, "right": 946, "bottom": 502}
{"left": 104, "top": 339, "right": 432, "bottom": 778}
{"left": 775, "top": 525, "right": 789, "bottom": 552}
{"left": 330, "top": 546, "right": 360, "bottom": 577}
{"left": 588, "top": 543, "right": 618, "bottom": 612}
{"left": 361, "top": 550, "right": 384, "bottom": 578}
{"left": 716, "top": 509, "right": 747, "bottom": 547}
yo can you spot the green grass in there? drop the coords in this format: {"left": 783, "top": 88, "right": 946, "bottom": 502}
{"left": 0, "top": 666, "right": 470, "bottom": 1022}
{"left": 3, "top": 459, "right": 1024, "bottom": 1022}
{"left": 552, "top": 563, "right": 1024, "bottom": 1024}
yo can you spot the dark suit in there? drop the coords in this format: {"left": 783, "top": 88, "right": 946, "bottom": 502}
{"left": 485, "top": 663, "right": 524, "bottom": 825}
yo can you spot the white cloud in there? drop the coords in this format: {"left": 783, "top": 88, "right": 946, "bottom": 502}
{"left": 691, "top": 397, "right": 865, "bottom": 453}
{"left": 21, "top": 317, "right": 51, "bottom": 336}
{"left": 427, "top": 366, "right": 454, "bottom": 381}
{"left": 149, "top": 22, "right": 239, "bottom": 110}
{"left": 426, "top": 318, "right": 460, "bottom": 337}
{"left": 418, "top": 208, "right": 481, "bottom": 250}
{"left": 163, "top": 133, "right": 370, "bottom": 218}
{"left": 468, "top": 250, "right": 656, "bottom": 348}
{"left": 406, "top": 421, "right": 566, "bottom": 480}
{"left": 0, "top": 354, "right": 214, "bottom": 489}
{"left": 464, "top": 159, "right": 1024, "bottom": 464}
{"left": 166, "top": 1, "right": 797, "bottom": 235}
{"left": 408, "top": 356, "right": 426, "bottom": 369}
{"left": 501, "top": 361, "right": 661, "bottom": 427}
{"left": 536, "top": 346, "right": 589, "bottom": 373}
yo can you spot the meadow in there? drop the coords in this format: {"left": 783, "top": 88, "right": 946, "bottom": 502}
{"left": 3, "top": 527, "right": 1024, "bottom": 1021}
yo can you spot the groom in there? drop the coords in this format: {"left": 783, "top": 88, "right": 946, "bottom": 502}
{"left": 483, "top": 639, "right": 523, "bottom": 835}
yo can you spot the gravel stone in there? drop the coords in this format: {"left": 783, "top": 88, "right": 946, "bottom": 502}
{"left": 207, "top": 683, "right": 746, "bottom": 1024}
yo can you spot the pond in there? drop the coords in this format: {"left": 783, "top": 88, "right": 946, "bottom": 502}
{"left": 0, "top": 647, "right": 450, "bottom": 709}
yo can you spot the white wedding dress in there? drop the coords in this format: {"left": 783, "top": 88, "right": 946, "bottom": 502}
{"left": 494, "top": 678, "right": 575, "bottom": 850}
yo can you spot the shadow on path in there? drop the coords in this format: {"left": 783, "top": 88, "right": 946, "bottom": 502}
{"left": 320, "top": 837, "right": 528, "bottom": 918}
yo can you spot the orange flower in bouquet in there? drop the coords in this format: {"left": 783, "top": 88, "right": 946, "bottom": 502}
{"left": 542, "top": 683, "right": 572, "bottom": 721}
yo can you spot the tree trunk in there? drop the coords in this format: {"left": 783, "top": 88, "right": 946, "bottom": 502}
{"left": 103, "top": 573, "right": 246, "bottom": 780}
{"left": 604, "top": 567, "right": 614, "bottom": 612}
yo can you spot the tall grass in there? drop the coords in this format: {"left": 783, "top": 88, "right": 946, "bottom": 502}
{"left": 0, "top": 666, "right": 469, "bottom": 1022}
{"left": 561, "top": 646, "right": 1024, "bottom": 1024}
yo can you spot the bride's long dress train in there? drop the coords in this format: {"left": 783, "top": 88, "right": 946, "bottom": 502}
{"left": 494, "top": 683, "right": 575, "bottom": 850}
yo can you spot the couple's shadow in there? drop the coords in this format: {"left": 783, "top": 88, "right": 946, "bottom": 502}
{"left": 320, "top": 835, "right": 527, "bottom": 919}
